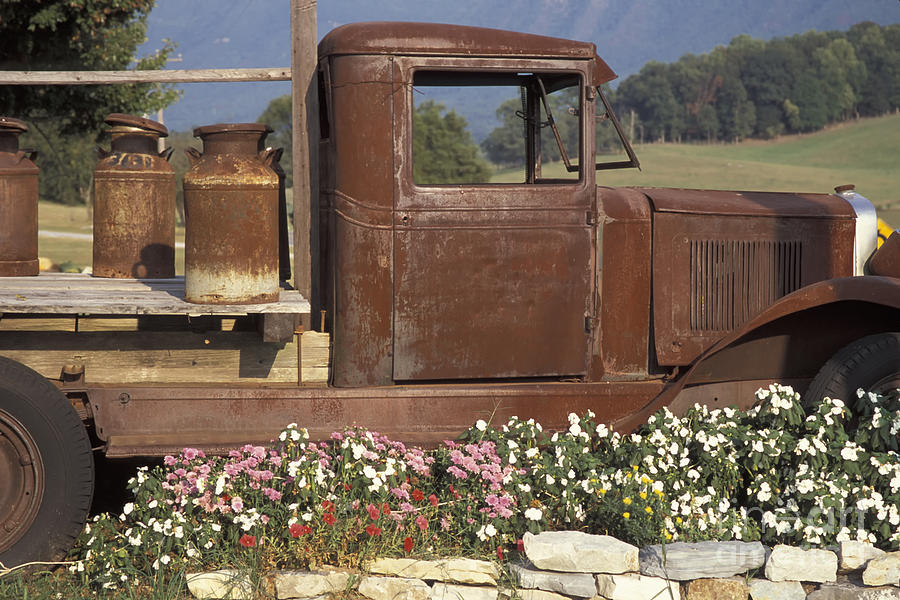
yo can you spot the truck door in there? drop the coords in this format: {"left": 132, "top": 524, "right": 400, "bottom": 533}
{"left": 391, "top": 63, "right": 595, "bottom": 381}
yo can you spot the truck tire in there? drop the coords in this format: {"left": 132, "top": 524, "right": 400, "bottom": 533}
{"left": 804, "top": 332, "right": 900, "bottom": 410}
{"left": 0, "top": 357, "right": 94, "bottom": 568}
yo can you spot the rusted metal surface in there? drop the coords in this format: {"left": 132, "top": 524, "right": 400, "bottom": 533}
{"left": 92, "top": 114, "right": 175, "bottom": 279}
{"left": 85, "top": 379, "right": 664, "bottom": 456}
{"left": 646, "top": 188, "right": 856, "bottom": 366}
{"left": 319, "top": 22, "right": 612, "bottom": 75}
{"left": 0, "top": 406, "right": 44, "bottom": 554}
{"left": 614, "top": 276, "right": 900, "bottom": 432}
{"left": 869, "top": 231, "right": 900, "bottom": 278}
{"left": 0, "top": 117, "right": 38, "bottom": 277}
{"left": 183, "top": 123, "right": 280, "bottom": 304}
{"left": 594, "top": 187, "right": 653, "bottom": 379}
{"left": 322, "top": 55, "right": 395, "bottom": 386}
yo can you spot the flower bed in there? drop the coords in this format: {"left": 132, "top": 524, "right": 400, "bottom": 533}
{"left": 66, "top": 384, "right": 900, "bottom": 595}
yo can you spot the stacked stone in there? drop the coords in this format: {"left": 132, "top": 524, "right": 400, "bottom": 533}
{"left": 183, "top": 533, "right": 900, "bottom": 599}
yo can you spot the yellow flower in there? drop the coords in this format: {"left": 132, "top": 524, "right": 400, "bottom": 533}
{"left": 623, "top": 497, "right": 632, "bottom": 506}
{"left": 623, "top": 512, "right": 630, "bottom": 519}
{"left": 645, "top": 506, "right": 653, "bottom": 514}
{"left": 654, "top": 489, "right": 665, "bottom": 498}
{"left": 632, "top": 465, "right": 639, "bottom": 471}
{"left": 665, "top": 532, "right": 673, "bottom": 541}
{"left": 599, "top": 489, "right": 607, "bottom": 495}
{"left": 639, "top": 491, "right": 647, "bottom": 500}
{"left": 641, "top": 475, "right": 651, "bottom": 484}
{"left": 676, "top": 516, "right": 683, "bottom": 524}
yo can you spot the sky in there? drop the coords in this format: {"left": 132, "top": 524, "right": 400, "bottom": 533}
{"left": 139, "top": 0, "right": 900, "bottom": 131}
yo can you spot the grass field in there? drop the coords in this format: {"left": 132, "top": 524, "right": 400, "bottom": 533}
{"left": 37, "top": 114, "right": 899, "bottom": 270}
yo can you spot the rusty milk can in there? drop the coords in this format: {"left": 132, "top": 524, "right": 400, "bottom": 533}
{"left": 93, "top": 113, "right": 175, "bottom": 278}
{"left": 0, "top": 117, "right": 39, "bottom": 277}
{"left": 182, "top": 123, "right": 279, "bottom": 304}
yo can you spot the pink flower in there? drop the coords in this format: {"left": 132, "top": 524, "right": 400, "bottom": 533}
{"left": 163, "top": 455, "right": 177, "bottom": 466}
{"left": 231, "top": 496, "right": 244, "bottom": 513}
{"left": 183, "top": 448, "right": 199, "bottom": 461}
{"left": 263, "top": 488, "right": 282, "bottom": 501}
{"left": 367, "top": 504, "right": 380, "bottom": 520}
{"left": 415, "top": 515, "right": 428, "bottom": 532}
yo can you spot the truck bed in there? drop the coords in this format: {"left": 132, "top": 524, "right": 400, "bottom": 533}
{"left": 0, "top": 273, "right": 329, "bottom": 386}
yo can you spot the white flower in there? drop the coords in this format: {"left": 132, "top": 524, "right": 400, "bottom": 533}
{"left": 475, "top": 419, "right": 487, "bottom": 432}
{"left": 148, "top": 499, "right": 158, "bottom": 509}
{"left": 525, "top": 507, "right": 543, "bottom": 521}
{"left": 362, "top": 465, "right": 378, "bottom": 479}
{"left": 569, "top": 422, "right": 582, "bottom": 437}
{"left": 525, "top": 447, "right": 539, "bottom": 458}
{"left": 122, "top": 502, "right": 134, "bottom": 515}
{"left": 841, "top": 444, "right": 859, "bottom": 462}
{"left": 545, "top": 474, "right": 555, "bottom": 486}
{"left": 215, "top": 476, "right": 226, "bottom": 496}
{"left": 596, "top": 423, "right": 609, "bottom": 438}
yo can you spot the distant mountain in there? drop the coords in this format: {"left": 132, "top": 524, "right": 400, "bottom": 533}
{"left": 140, "top": 0, "right": 899, "bottom": 133}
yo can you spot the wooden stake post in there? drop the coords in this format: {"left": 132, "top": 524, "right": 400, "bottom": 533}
{"left": 291, "top": 0, "right": 319, "bottom": 331}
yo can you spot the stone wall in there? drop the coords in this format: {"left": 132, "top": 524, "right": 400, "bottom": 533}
{"left": 184, "top": 531, "right": 900, "bottom": 600}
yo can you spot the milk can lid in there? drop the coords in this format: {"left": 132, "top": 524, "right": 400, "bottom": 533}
{"left": 105, "top": 113, "right": 169, "bottom": 137}
{"left": 0, "top": 117, "right": 28, "bottom": 134}
{"left": 193, "top": 122, "right": 273, "bottom": 138}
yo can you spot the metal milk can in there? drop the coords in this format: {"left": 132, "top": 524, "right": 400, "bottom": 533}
{"left": 0, "top": 117, "right": 39, "bottom": 277}
{"left": 92, "top": 113, "right": 175, "bottom": 278}
{"left": 182, "top": 123, "right": 279, "bottom": 304}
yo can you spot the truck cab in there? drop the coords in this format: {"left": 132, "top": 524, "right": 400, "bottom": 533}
{"left": 315, "top": 22, "right": 899, "bottom": 407}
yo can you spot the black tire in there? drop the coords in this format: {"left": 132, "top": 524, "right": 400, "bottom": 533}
{"left": 804, "top": 332, "right": 900, "bottom": 409}
{"left": 0, "top": 357, "right": 94, "bottom": 568}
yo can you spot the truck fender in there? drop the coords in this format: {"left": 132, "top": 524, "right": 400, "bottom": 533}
{"left": 613, "top": 276, "right": 900, "bottom": 431}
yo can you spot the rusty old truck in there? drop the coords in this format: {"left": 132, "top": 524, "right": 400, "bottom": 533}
{"left": 1, "top": 22, "right": 899, "bottom": 567}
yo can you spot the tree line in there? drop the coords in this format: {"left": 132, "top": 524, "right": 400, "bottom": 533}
{"left": 609, "top": 22, "right": 900, "bottom": 144}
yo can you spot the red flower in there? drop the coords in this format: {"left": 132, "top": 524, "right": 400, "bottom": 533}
{"left": 412, "top": 489, "right": 425, "bottom": 502}
{"left": 382, "top": 503, "right": 391, "bottom": 516}
{"left": 428, "top": 493, "right": 439, "bottom": 507}
{"left": 343, "top": 483, "right": 351, "bottom": 491}
{"left": 289, "top": 523, "right": 311, "bottom": 538}
{"left": 322, "top": 500, "right": 335, "bottom": 513}
{"left": 497, "top": 546, "right": 505, "bottom": 560}
{"left": 516, "top": 538, "right": 525, "bottom": 552}
{"left": 365, "top": 524, "right": 381, "bottom": 536}
{"left": 323, "top": 512, "right": 336, "bottom": 526}
{"left": 367, "top": 503, "right": 380, "bottom": 520}
{"left": 239, "top": 534, "right": 256, "bottom": 548}
{"left": 403, "top": 536, "right": 414, "bottom": 553}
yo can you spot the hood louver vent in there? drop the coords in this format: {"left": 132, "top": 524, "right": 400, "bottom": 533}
{"left": 690, "top": 239, "right": 802, "bottom": 332}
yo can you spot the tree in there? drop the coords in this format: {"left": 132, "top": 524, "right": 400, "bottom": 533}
{"left": 1, "top": 1, "right": 177, "bottom": 204}
{"left": 257, "top": 94, "right": 292, "bottom": 187}
{"left": 413, "top": 101, "right": 491, "bottom": 184}
{"left": 481, "top": 97, "right": 526, "bottom": 167}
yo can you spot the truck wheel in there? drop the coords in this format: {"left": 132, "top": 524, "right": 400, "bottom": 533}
{"left": 0, "top": 357, "right": 94, "bottom": 568}
{"left": 804, "top": 333, "right": 900, "bottom": 410}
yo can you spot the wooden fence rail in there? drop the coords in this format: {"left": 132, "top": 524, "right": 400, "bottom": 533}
{"left": 0, "top": 68, "right": 291, "bottom": 85}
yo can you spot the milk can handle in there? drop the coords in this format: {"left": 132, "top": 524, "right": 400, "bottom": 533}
{"left": 185, "top": 147, "right": 202, "bottom": 166}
